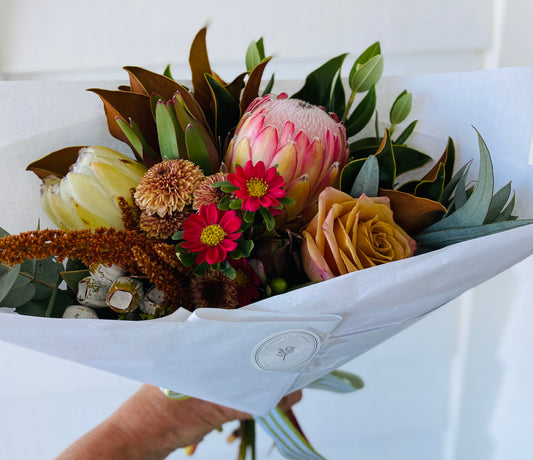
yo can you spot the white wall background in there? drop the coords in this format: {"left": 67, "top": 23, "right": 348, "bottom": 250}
{"left": 0, "top": 1, "right": 532, "bottom": 459}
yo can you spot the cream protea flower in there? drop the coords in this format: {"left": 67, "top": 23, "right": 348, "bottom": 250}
{"left": 192, "top": 172, "right": 228, "bottom": 210}
{"left": 139, "top": 209, "right": 191, "bottom": 239}
{"left": 39, "top": 146, "right": 147, "bottom": 230}
{"left": 225, "top": 93, "right": 348, "bottom": 222}
{"left": 134, "top": 160, "right": 204, "bottom": 217}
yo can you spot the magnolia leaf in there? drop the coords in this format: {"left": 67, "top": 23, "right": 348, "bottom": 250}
{"left": 417, "top": 219, "right": 533, "bottom": 248}
{"left": 349, "top": 41, "right": 381, "bottom": 84}
{"left": 26, "top": 146, "right": 85, "bottom": 179}
{"left": 205, "top": 74, "right": 240, "bottom": 143}
{"left": 115, "top": 118, "right": 144, "bottom": 162}
{"left": 189, "top": 27, "right": 217, "bottom": 117}
{"left": 184, "top": 123, "right": 217, "bottom": 174}
{"left": 307, "top": 369, "right": 364, "bottom": 393}
{"left": 349, "top": 55, "right": 384, "bottom": 94}
{"left": 350, "top": 155, "right": 379, "bottom": 198}
{"left": 61, "top": 269, "right": 90, "bottom": 293}
{"left": 375, "top": 129, "right": 396, "bottom": 188}
{"left": 123, "top": 66, "right": 181, "bottom": 100}
{"left": 484, "top": 181, "right": 512, "bottom": 224}
{"left": 291, "top": 54, "right": 348, "bottom": 108}
{"left": 173, "top": 85, "right": 210, "bottom": 129}
{"left": 224, "top": 72, "right": 247, "bottom": 104}
{"left": 390, "top": 90, "right": 412, "bottom": 125}
{"left": 156, "top": 101, "right": 180, "bottom": 160}
{"left": 88, "top": 89, "right": 158, "bottom": 157}
{"left": 394, "top": 120, "right": 418, "bottom": 145}
{"left": 421, "top": 131, "right": 493, "bottom": 232}
{"left": 261, "top": 73, "right": 275, "bottom": 96}
{"left": 345, "top": 85, "right": 376, "bottom": 137}
{"left": 415, "top": 163, "right": 446, "bottom": 202}
{"left": 380, "top": 189, "right": 447, "bottom": 234}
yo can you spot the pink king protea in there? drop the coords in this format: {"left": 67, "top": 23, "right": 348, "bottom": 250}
{"left": 225, "top": 93, "right": 348, "bottom": 223}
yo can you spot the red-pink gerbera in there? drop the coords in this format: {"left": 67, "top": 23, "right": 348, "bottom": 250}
{"left": 181, "top": 204, "right": 242, "bottom": 265}
{"left": 228, "top": 161, "right": 286, "bottom": 212}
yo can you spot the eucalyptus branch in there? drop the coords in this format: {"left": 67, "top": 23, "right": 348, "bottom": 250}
{"left": 0, "top": 262, "right": 58, "bottom": 289}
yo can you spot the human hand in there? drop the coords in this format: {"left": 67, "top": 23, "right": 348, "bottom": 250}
{"left": 56, "top": 384, "right": 302, "bottom": 460}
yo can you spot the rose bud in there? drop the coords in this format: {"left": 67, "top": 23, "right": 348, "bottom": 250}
{"left": 106, "top": 276, "right": 144, "bottom": 313}
{"left": 77, "top": 276, "right": 109, "bottom": 308}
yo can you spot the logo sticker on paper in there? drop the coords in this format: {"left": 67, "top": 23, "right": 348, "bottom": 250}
{"left": 252, "top": 330, "right": 321, "bottom": 372}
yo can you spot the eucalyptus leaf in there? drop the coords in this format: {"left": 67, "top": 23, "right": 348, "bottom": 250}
{"left": 494, "top": 191, "right": 516, "bottom": 222}
{"left": 0, "top": 264, "right": 21, "bottom": 302}
{"left": 291, "top": 54, "right": 347, "bottom": 108}
{"left": 441, "top": 161, "right": 471, "bottom": 207}
{"left": 417, "top": 219, "right": 533, "bottom": 248}
{"left": 350, "top": 155, "right": 379, "bottom": 198}
{"left": 349, "top": 55, "right": 384, "bottom": 94}
{"left": 484, "top": 182, "right": 512, "bottom": 224}
{"left": 0, "top": 283, "right": 36, "bottom": 308}
{"left": 421, "top": 132, "right": 493, "bottom": 232}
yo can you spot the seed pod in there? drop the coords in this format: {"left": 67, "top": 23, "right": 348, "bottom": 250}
{"left": 89, "top": 263, "right": 126, "bottom": 287}
{"left": 106, "top": 276, "right": 144, "bottom": 313}
{"left": 139, "top": 286, "right": 168, "bottom": 318}
{"left": 63, "top": 305, "right": 99, "bottom": 319}
{"left": 77, "top": 276, "right": 109, "bottom": 308}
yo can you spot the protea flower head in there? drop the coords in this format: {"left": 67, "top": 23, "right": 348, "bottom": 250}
{"left": 225, "top": 93, "right": 348, "bottom": 222}
{"left": 39, "top": 146, "right": 147, "bottom": 230}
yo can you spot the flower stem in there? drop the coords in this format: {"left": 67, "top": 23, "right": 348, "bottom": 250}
{"left": 341, "top": 90, "right": 356, "bottom": 123}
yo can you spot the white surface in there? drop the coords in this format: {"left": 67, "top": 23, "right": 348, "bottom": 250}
{"left": 1, "top": 1, "right": 533, "bottom": 459}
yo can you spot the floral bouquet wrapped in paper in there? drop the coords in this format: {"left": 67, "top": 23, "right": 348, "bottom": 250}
{"left": 1, "top": 28, "right": 533, "bottom": 459}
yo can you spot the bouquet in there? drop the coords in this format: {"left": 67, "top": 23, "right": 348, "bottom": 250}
{"left": 1, "top": 28, "right": 533, "bottom": 459}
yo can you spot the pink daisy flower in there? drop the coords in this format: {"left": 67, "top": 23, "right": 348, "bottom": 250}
{"left": 181, "top": 204, "right": 242, "bottom": 265}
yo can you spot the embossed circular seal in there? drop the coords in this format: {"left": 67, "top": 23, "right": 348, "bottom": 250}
{"left": 252, "top": 330, "right": 321, "bottom": 372}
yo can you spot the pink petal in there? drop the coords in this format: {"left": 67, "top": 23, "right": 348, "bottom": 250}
{"left": 251, "top": 126, "right": 279, "bottom": 165}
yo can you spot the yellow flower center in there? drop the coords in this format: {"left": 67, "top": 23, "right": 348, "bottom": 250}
{"left": 246, "top": 178, "right": 268, "bottom": 197}
{"left": 200, "top": 224, "right": 226, "bottom": 247}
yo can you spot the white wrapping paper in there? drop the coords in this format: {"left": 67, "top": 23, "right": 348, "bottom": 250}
{"left": 0, "top": 68, "right": 532, "bottom": 415}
